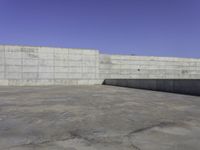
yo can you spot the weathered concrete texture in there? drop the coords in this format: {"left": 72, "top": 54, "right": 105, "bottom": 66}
{"left": 103, "top": 79, "right": 200, "bottom": 96}
{"left": 0, "top": 45, "right": 101, "bottom": 85}
{"left": 0, "top": 85, "right": 200, "bottom": 150}
{"left": 1, "top": 45, "right": 200, "bottom": 85}
{"left": 99, "top": 54, "right": 200, "bottom": 79}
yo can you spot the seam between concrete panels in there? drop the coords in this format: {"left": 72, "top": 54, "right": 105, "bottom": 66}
{"left": 120, "top": 57, "right": 122, "bottom": 77}
{"left": 95, "top": 52, "right": 98, "bottom": 79}
{"left": 3, "top": 45, "right": 6, "bottom": 79}
{"left": 67, "top": 49, "right": 69, "bottom": 79}
{"left": 37, "top": 50, "right": 39, "bottom": 80}
{"left": 95, "top": 54, "right": 96, "bottom": 79}
{"left": 53, "top": 48, "right": 55, "bottom": 83}
{"left": 21, "top": 48, "right": 23, "bottom": 79}
{"left": 80, "top": 50, "right": 83, "bottom": 79}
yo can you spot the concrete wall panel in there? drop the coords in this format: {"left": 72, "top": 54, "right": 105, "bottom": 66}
{"left": 99, "top": 54, "right": 200, "bottom": 80}
{"left": 55, "top": 73, "right": 68, "bottom": 79}
{"left": 6, "top": 72, "right": 22, "bottom": 79}
{"left": 23, "top": 66, "right": 38, "bottom": 72}
{"left": 0, "top": 66, "right": 4, "bottom": 72}
{"left": 0, "top": 73, "right": 4, "bottom": 79}
{"left": 39, "top": 73, "right": 54, "bottom": 79}
{"left": 23, "top": 73, "right": 38, "bottom": 79}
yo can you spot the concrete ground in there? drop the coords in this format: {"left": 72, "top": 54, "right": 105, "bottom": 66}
{"left": 0, "top": 85, "right": 200, "bottom": 150}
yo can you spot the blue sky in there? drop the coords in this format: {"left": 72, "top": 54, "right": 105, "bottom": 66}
{"left": 0, "top": 0, "right": 200, "bottom": 58}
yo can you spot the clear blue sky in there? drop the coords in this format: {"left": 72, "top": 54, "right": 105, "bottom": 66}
{"left": 0, "top": 0, "right": 200, "bottom": 58}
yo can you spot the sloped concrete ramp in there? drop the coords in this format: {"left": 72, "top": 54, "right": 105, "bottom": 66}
{"left": 0, "top": 85, "right": 200, "bottom": 150}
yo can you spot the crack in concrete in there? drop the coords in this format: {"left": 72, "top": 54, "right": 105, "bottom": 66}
{"left": 69, "top": 130, "right": 123, "bottom": 145}
{"left": 69, "top": 130, "right": 141, "bottom": 150}
{"left": 127, "top": 121, "right": 176, "bottom": 137}
{"left": 6, "top": 122, "right": 175, "bottom": 150}
{"left": 130, "top": 143, "right": 141, "bottom": 150}
{"left": 5, "top": 136, "right": 73, "bottom": 149}
{"left": 5, "top": 122, "right": 175, "bottom": 150}
{"left": 124, "top": 121, "right": 178, "bottom": 150}
{"left": 6, "top": 131, "right": 140, "bottom": 149}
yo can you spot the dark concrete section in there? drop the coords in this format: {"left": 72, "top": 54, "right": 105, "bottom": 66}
{"left": 103, "top": 79, "right": 200, "bottom": 96}
{"left": 0, "top": 85, "right": 200, "bottom": 150}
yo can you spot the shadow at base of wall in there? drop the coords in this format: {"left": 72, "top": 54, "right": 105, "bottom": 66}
{"left": 103, "top": 79, "right": 200, "bottom": 96}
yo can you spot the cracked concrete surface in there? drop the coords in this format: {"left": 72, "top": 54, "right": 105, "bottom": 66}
{"left": 0, "top": 85, "right": 200, "bottom": 150}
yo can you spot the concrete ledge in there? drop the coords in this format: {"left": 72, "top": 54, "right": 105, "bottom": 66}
{"left": 103, "top": 79, "right": 200, "bottom": 96}
{"left": 0, "top": 79, "right": 103, "bottom": 86}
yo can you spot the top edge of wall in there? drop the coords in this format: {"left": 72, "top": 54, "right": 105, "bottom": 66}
{"left": 0, "top": 44, "right": 99, "bottom": 52}
{"left": 1, "top": 44, "right": 200, "bottom": 61}
{"left": 100, "top": 53, "right": 200, "bottom": 61}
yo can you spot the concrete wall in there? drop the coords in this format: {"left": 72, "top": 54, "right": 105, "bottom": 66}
{"left": 103, "top": 79, "right": 200, "bottom": 96}
{"left": 99, "top": 54, "right": 200, "bottom": 79}
{"left": 0, "top": 45, "right": 101, "bottom": 86}
{"left": 0, "top": 45, "right": 200, "bottom": 86}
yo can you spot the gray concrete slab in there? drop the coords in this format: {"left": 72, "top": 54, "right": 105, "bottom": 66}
{"left": 0, "top": 85, "right": 200, "bottom": 150}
